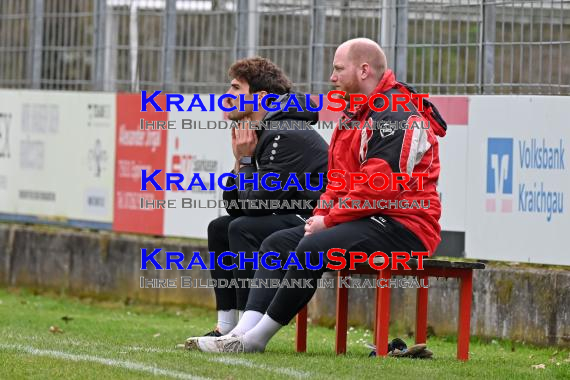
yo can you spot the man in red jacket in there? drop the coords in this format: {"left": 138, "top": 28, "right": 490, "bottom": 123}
{"left": 190, "top": 38, "right": 447, "bottom": 353}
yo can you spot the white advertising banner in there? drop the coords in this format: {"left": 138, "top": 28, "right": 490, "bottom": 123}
{"left": 164, "top": 95, "right": 234, "bottom": 239}
{"left": 0, "top": 90, "right": 115, "bottom": 225}
{"left": 465, "top": 96, "right": 569, "bottom": 265}
{"left": 438, "top": 124, "right": 469, "bottom": 232}
{"left": 0, "top": 90, "right": 21, "bottom": 214}
{"left": 62, "top": 92, "right": 116, "bottom": 224}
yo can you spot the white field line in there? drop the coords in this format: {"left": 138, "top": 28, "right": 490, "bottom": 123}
{"left": 124, "top": 347, "right": 312, "bottom": 378}
{"left": 0, "top": 338, "right": 314, "bottom": 379}
{"left": 0, "top": 344, "right": 210, "bottom": 380}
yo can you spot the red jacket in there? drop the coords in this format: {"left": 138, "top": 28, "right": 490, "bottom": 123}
{"left": 315, "top": 70, "right": 447, "bottom": 254}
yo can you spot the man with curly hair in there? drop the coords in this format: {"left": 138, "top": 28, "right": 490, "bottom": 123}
{"left": 195, "top": 57, "right": 328, "bottom": 338}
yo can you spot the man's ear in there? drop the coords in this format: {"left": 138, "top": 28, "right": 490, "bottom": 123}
{"left": 257, "top": 90, "right": 268, "bottom": 101}
{"left": 257, "top": 90, "right": 268, "bottom": 107}
{"left": 360, "top": 63, "right": 370, "bottom": 79}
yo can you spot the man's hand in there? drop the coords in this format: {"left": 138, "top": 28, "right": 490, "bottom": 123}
{"left": 232, "top": 117, "right": 258, "bottom": 160}
{"left": 231, "top": 125, "right": 239, "bottom": 161}
{"left": 304, "top": 216, "right": 327, "bottom": 236}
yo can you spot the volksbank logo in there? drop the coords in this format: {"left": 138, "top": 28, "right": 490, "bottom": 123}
{"left": 486, "top": 137, "right": 565, "bottom": 221}
{"left": 486, "top": 138, "right": 513, "bottom": 212}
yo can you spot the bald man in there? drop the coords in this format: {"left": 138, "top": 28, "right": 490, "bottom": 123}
{"left": 189, "top": 38, "right": 447, "bottom": 354}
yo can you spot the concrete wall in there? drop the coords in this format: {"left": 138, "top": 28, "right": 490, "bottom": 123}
{"left": 0, "top": 224, "right": 568, "bottom": 347}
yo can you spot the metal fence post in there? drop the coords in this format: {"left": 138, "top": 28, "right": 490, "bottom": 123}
{"left": 395, "top": 0, "right": 408, "bottom": 82}
{"left": 481, "top": 0, "right": 496, "bottom": 94}
{"left": 247, "top": 0, "right": 259, "bottom": 58}
{"left": 235, "top": 0, "right": 247, "bottom": 59}
{"left": 162, "top": 0, "right": 176, "bottom": 92}
{"left": 309, "top": 0, "right": 326, "bottom": 93}
{"left": 382, "top": 0, "right": 408, "bottom": 81}
{"left": 104, "top": 4, "right": 117, "bottom": 92}
{"left": 28, "top": 0, "right": 44, "bottom": 89}
{"left": 381, "top": 0, "right": 396, "bottom": 70}
{"left": 93, "top": 0, "right": 106, "bottom": 91}
{"left": 129, "top": 3, "right": 139, "bottom": 92}
{"left": 235, "top": 0, "right": 258, "bottom": 59}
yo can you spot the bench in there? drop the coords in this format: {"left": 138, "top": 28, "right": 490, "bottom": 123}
{"left": 294, "top": 259, "right": 486, "bottom": 360}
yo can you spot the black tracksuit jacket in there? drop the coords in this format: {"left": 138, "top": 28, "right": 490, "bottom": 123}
{"left": 222, "top": 93, "right": 329, "bottom": 217}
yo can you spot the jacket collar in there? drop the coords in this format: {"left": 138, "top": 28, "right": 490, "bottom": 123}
{"left": 343, "top": 69, "right": 397, "bottom": 121}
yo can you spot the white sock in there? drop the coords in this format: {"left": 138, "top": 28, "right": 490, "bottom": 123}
{"left": 238, "top": 310, "right": 244, "bottom": 320}
{"left": 217, "top": 309, "right": 237, "bottom": 335}
{"left": 228, "top": 310, "right": 263, "bottom": 336}
{"left": 242, "top": 314, "right": 283, "bottom": 352}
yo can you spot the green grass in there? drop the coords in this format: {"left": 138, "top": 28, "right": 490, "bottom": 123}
{"left": 0, "top": 288, "right": 568, "bottom": 380}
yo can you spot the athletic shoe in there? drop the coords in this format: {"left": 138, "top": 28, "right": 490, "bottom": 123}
{"left": 184, "top": 336, "right": 201, "bottom": 350}
{"left": 196, "top": 335, "right": 245, "bottom": 354}
{"left": 184, "top": 329, "right": 222, "bottom": 350}
{"left": 204, "top": 329, "right": 223, "bottom": 337}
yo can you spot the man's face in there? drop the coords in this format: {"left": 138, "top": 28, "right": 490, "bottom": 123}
{"left": 330, "top": 46, "right": 360, "bottom": 99}
{"left": 224, "top": 78, "right": 255, "bottom": 121}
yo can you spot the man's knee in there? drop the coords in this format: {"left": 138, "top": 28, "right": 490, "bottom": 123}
{"left": 260, "top": 228, "right": 302, "bottom": 260}
{"left": 208, "top": 215, "right": 232, "bottom": 238}
{"left": 295, "top": 235, "right": 329, "bottom": 265}
{"left": 296, "top": 234, "right": 321, "bottom": 254}
{"left": 227, "top": 216, "right": 256, "bottom": 239}
{"left": 259, "top": 231, "right": 281, "bottom": 254}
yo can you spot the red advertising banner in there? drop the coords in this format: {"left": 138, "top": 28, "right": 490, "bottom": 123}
{"left": 315, "top": 95, "right": 469, "bottom": 125}
{"left": 113, "top": 93, "right": 167, "bottom": 235}
{"left": 429, "top": 96, "right": 469, "bottom": 126}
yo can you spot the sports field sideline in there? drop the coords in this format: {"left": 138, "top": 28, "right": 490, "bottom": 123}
{"left": 0, "top": 288, "right": 567, "bottom": 380}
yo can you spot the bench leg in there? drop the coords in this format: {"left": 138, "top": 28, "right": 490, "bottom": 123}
{"left": 375, "top": 269, "right": 392, "bottom": 357}
{"left": 457, "top": 270, "right": 473, "bottom": 361}
{"left": 335, "top": 270, "right": 349, "bottom": 355}
{"left": 373, "top": 286, "right": 377, "bottom": 345}
{"left": 295, "top": 305, "right": 307, "bottom": 353}
{"left": 415, "top": 275, "right": 429, "bottom": 344}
